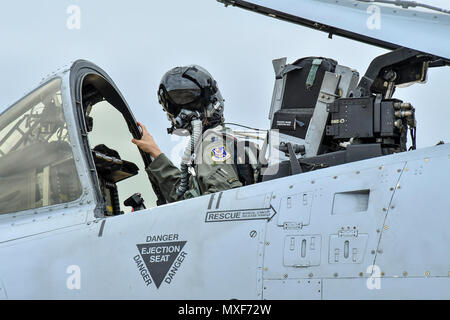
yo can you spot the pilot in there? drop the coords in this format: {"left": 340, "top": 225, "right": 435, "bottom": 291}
{"left": 132, "top": 65, "right": 245, "bottom": 203}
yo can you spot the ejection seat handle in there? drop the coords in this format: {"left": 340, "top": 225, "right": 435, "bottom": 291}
{"left": 286, "top": 142, "right": 302, "bottom": 175}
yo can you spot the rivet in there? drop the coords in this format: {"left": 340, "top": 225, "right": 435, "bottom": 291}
{"left": 376, "top": 229, "right": 381, "bottom": 233}
{"left": 334, "top": 273, "right": 338, "bottom": 277}
{"left": 397, "top": 185, "right": 401, "bottom": 189}
{"left": 289, "top": 185, "right": 293, "bottom": 189}
{"left": 397, "top": 169, "right": 401, "bottom": 173}
{"left": 390, "top": 187, "right": 394, "bottom": 191}
{"left": 391, "top": 205, "right": 395, "bottom": 209}
{"left": 308, "top": 273, "right": 313, "bottom": 278}
{"left": 424, "top": 158, "right": 430, "bottom": 163}
{"left": 311, "top": 180, "right": 315, "bottom": 184}
{"left": 265, "top": 242, "right": 270, "bottom": 246}
{"left": 359, "top": 272, "right": 363, "bottom": 277}
{"left": 371, "top": 250, "right": 376, "bottom": 255}
{"left": 425, "top": 271, "right": 430, "bottom": 277}
{"left": 384, "top": 225, "right": 389, "bottom": 230}
{"left": 284, "top": 274, "right": 288, "bottom": 279}
{"left": 403, "top": 272, "right": 408, "bottom": 277}
{"left": 382, "top": 208, "right": 387, "bottom": 212}
{"left": 378, "top": 166, "right": 383, "bottom": 170}
{"left": 333, "top": 176, "right": 338, "bottom": 179}
{"left": 377, "top": 249, "right": 383, "bottom": 254}
{"left": 381, "top": 272, "right": 385, "bottom": 277}
{"left": 356, "top": 171, "right": 360, "bottom": 174}
{"left": 264, "top": 268, "right": 268, "bottom": 271}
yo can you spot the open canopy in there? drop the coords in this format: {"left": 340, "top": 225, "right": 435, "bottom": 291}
{"left": 218, "top": 0, "right": 450, "bottom": 60}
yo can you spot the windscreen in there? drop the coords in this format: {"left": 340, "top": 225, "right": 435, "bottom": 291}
{"left": 0, "top": 78, "right": 82, "bottom": 214}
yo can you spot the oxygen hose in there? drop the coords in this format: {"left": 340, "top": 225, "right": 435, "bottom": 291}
{"left": 176, "top": 119, "right": 202, "bottom": 198}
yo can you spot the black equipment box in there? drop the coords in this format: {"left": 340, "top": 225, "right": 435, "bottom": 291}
{"left": 326, "top": 97, "right": 400, "bottom": 140}
{"left": 326, "top": 97, "right": 375, "bottom": 139}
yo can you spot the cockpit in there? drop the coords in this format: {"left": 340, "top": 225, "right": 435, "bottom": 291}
{"left": 0, "top": 50, "right": 447, "bottom": 219}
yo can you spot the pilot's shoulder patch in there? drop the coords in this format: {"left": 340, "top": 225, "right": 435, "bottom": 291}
{"left": 211, "top": 145, "right": 231, "bottom": 162}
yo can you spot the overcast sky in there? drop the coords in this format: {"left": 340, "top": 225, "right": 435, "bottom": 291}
{"left": 1, "top": 0, "right": 449, "bottom": 155}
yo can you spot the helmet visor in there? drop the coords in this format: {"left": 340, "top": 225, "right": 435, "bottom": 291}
{"left": 159, "top": 87, "right": 201, "bottom": 116}
{"left": 163, "top": 72, "right": 202, "bottom": 105}
{"left": 166, "top": 88, "right": 201, "bottom": 106}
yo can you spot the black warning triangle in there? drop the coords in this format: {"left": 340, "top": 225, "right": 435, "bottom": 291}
{"left": 136, "top": 241, "right": 186, "bottom": 289}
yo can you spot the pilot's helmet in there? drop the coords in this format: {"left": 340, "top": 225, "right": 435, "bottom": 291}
{"left": 157, "top": 65, "right": 224, "bottom": 132}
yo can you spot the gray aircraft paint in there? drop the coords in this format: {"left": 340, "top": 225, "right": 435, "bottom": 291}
{"left": 0, "top": 79, "right": 449, "bottom": 297}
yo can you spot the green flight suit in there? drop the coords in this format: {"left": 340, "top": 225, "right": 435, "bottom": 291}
{"left": 145, "top": 125, "right": 243, "bottom": 203}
